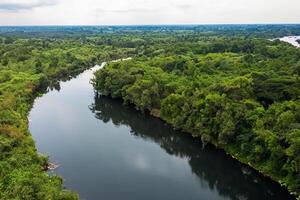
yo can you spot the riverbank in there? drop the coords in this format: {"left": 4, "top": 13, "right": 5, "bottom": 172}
{"left": 92, "top": 50, "right": 300, "bottom": 199}
{"left": 28, "top": 59, "right": 294, "bottom": 200}
{"left": 94, "top": 92, "right": 298, "bottom": 199}
{"left": 0, "top": 36, "right": 133, "bottom": 199}
{"left": 0, "top": 61, "right": 110, "bottom": 199}
{"left": 145, "top": 103, "right": 298, "bottom": 196}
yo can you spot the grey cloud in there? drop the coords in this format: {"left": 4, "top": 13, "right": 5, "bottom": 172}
{"left": 0, "top": 0, "right": 57, "bottom": 11}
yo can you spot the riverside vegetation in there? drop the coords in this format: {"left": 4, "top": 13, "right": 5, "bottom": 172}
{"left": 0, "top": 34, "right": 133, "bottom": 199}
{"left": 92, "top": 29, "right": 300, "bottom": 198}
{"left": 0, "top": 25, "right": 299, "bottom": 199}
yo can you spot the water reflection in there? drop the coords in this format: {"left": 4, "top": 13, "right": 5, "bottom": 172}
{"left": 90, "top": 95, "right": 294, "bottom": 200}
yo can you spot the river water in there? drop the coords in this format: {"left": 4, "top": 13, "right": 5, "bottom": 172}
{"left": 278, "top": 36, "right": 300, "bottom": 48}
{"left": 29, "top": 62, "right": 294, "bottom": 200}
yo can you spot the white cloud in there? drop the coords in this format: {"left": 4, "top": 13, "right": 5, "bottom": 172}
{"left": 0, "top": 0, "right": 299, "bottom": 25}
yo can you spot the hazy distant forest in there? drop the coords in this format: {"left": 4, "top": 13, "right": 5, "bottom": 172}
{"left": 0, "top": 25, "right": 300, "bottom": 199}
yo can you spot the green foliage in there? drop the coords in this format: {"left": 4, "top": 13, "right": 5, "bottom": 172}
{"left": 93, "top": 36, "right": 300, "bottom": 198}
{"left": 1, "top": 26, "right": 300, "bottom": 199}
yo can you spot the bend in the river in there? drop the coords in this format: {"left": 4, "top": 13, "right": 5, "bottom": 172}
{"left": 29, "top": 59, "right": 294, "bottom": 200}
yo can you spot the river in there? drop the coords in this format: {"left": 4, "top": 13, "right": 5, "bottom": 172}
{"left": 29, "top": 61, "right": 294, "bottom": 200}
{"left": 278, "top": 36, "right": 300, "bottom": 48}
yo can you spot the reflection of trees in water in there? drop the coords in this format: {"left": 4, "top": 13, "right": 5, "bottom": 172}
{"left": 47, "top": 68, "right": 89, "bottom": 92}
{"left": 89, "top": 95, "right": 294, "bottom": 200}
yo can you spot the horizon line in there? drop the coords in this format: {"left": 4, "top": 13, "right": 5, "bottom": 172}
{"left": 0, "top": 23, "right": 300, "bottom": 27}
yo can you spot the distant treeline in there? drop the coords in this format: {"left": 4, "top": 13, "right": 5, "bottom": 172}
{"left": 1, "top": 24, "right": 300, "bottom": 38}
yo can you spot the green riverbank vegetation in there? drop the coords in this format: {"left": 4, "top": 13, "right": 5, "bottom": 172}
{"left": 93, "top": 35, "right": 300, "bottom": 198}
{"left": 0, "top": 36, "right": 132, "bottom": 199}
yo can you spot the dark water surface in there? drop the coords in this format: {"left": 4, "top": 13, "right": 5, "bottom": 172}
{"left": 29, "top": 64, "right": 294, "bottom": 200}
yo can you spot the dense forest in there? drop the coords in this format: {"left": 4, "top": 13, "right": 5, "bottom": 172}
{"left": 0, "top": 25, "right": 299, "bottom": 199}
{"left": 92, "top": 28, "right": 300, "bottom": 198}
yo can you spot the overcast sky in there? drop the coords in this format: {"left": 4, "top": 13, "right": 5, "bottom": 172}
{"left": 0, "top": 0, "right": 299, "bottom": 25}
